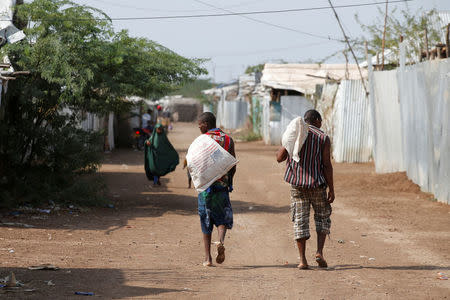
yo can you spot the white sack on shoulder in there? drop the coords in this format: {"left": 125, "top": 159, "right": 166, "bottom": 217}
{"left": 281, "top": 117, "right": 309, "bottom": 162}
{"left": 186, "top": 134, "right": 238, "bottom": 193}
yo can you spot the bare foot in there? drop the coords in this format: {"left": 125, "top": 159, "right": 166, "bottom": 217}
{"left": 315, "top": 254, "right": 328, "bottom": 268}
{"left": 297, "top": 264, "right": 309, "bottom": 270}
{"left": 203, "top": 261, "right": 213, "bottom": 267}
{"left": 216, "top": 243, "right": 225, "bottom": 264}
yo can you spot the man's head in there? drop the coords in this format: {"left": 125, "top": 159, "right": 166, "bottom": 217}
{"left": 147, "top": 109, "right": 152, "bottom": 114}
{"left": 304, "top": 109, "right": 322, "bottom": 128}
{"left": 198, "top": 112, "right": 216, "bottom": 134}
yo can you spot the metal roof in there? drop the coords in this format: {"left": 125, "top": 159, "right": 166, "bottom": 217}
{"left": 261, "top": 63, "right": 367, "bottom": 95}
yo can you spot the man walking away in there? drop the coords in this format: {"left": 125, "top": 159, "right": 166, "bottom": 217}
{"left": 276, "top": 109, "right": 335, "bottom": 269}
{"left": 197, "top": 112, "right": 236, "bottom": 267}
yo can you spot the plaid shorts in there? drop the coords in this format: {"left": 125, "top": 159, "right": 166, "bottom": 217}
{"left": 290, "top": 185, "right": 332, "bottom": 240}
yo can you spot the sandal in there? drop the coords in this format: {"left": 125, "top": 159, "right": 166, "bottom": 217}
{"left": 315, "top": 254, "right": 328, "bottom": 268}
{"left": 216, "top": 243, "right": 225, "bottom": 264}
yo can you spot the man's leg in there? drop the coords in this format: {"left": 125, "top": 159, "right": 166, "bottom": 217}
{"left": 202, "top": 233, "right": 213, "bottom": 266}
{"left": 216, "top": 225, "right": 226, "bottom": 264}
{"left": 291, "top": 186, "right": 311, "bottom": 269}
{"left": 317, "top": 232, "right": 327, "bottom": 256}
{"left": 312, "top": 187, "right": 332, "bottom": 268}
{"left": 296, "top": 238, "right": 308, "bottom": 269}
{"left": 217, "top": 225, "right": 226, "bottom": 244}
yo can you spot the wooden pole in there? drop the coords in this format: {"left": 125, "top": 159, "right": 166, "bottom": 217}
{"left": 381, "top": 0, "right": 389, "bottom": 70}
{"left": 446, "top": 24, "right": 450, "bottom": 58}
{"left": 364, "top": 41, "right": 368, "bottom": 61}
{"left": 327, "top": 0, "right": 369, "bottom": 96}
{"left": 343, "top": 49, "right": 349, "bottom": 80}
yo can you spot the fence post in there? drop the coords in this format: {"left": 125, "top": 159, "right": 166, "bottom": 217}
{"left": 446, "top": 23, "right": 450, "bottom": 58}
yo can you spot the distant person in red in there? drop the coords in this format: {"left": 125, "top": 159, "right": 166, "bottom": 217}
{"left": 276, "top": 110, "right": 335, "bottom": 269}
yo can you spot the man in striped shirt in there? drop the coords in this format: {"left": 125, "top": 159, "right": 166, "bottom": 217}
{"left": 276, "top": 109, "right": 335, "bottom": 269}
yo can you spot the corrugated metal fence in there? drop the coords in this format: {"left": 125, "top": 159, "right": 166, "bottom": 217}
{"left": 216, "top": 100, "right": 248, "bottom": 130}
{"left": 370, "top": 54, "right": 450, "bottom": 204}
{"left": 332, "top": 80, "right": 373, "bottom": 163}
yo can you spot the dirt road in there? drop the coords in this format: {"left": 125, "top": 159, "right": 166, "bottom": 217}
{"left": 1, "top": 122, "right": 449, "bottom": 299}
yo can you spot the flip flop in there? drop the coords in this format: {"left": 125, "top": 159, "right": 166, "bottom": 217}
{"left": 216, "top": 243, "right": 225, "bottom": 264}
{"left": 315, "top": 254, "right": 328, "bottom": 268}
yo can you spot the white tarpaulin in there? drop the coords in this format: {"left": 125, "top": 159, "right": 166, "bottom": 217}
{"left": 0, "top": 0, "right": 25, "bottom": 44}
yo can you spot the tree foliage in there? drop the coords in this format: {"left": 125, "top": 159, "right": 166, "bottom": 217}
{"left": 0, "top": 0, "right": 206, "bottom": 207}
{"left": 353, "top": 7, "right": 442, "bottom": 64}
{"left": 245, "top": 63, "right": 265, "bottom": 75}
{"left": 170, "top": 78, "right": 213, "bottom": 100}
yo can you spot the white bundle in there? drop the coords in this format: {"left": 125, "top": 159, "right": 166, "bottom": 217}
{"left": 281, "top": 117, "right": 309, "bottom": 162}
{"left": 186, "top": 134, "right": 238, "bottom": 192}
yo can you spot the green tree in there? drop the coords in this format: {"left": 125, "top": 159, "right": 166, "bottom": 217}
{"left": 245, "top": 63, "right": 264, "bottom": 74}
{"left": 0, "top": 0, "right": 206, "bottom": 207}
{"left": 170, "top": 78, "right": 213, "bottom": 100}
{"left": 354, "top": 7, "right": 442, "bottom": 64}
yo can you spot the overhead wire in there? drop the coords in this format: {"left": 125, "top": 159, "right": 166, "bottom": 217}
{"left": 192, "top": 0, "right": 342, "bottom": 41}
{"left": 18, "top": 0, "right": 413, "bottom": 23}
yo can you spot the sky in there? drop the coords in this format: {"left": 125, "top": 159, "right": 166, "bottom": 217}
{"left": 68, "top": 0, "right": 450, "bottom": 83}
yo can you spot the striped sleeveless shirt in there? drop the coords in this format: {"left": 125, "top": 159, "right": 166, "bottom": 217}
{"left": 284, "top": 125, "right": 327, "bottom": 188}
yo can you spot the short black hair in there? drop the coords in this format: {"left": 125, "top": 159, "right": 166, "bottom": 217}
{"left": 304, "top": 109, "right": 322, "bottom": 124}
{"left": 198, "top": 112, "right": 216, "bottom": 128}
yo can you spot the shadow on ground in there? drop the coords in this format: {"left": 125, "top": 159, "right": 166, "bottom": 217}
{"left": 0, "top": 267, "right": 184, "bottom": 299}
{"left": 223, "top": 264, "right": 450, "bottom": 271}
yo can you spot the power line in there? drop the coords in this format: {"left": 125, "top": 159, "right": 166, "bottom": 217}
{"left": 192, "top": 0, "right": 341, "bottom": 41}
{"left": 328, "top": 0, "right": 369, "bottom": 95}
{"left": 19, "top": 0, "right": 412, "bottom": 23}
{"left": 107, "top": 0, "right": 413, "bottom": 20}
{"left": 87, "top": 0, "right": 214, "bottom": 13}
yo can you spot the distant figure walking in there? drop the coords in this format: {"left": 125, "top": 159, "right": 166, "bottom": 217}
{"left": 196, "top": 112, "right": 236, "bottom": 267}
{"left": 144, "top": 124, "right": 179, "bottom": 186}
{"left": 276, "top": 110, "right": 335, "bottom": 269}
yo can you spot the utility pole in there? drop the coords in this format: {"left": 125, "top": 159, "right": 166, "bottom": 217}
{"left": 425, "top": 26, "right": 429, "bottom": 60}
{"left": 381, "top": 0, "right": 389, "bottom": 70}
{"left": 327, "top": 0, "right": 369, "bottom": 96}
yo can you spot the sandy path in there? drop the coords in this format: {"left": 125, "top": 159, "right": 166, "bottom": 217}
{"left": 0, "top": 122, "right": 449, "bottom": 299}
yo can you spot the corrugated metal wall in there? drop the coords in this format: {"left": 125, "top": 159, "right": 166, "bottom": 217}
{"left": 370, "top": 70, "right": 405, "bottom": 173}
{"left": 216, "top": 100, "right": 248, "bottom": 130}
{"left": 332, "top": 80, "right": 373, "bottom": 163}
{"left": 370, "top": 53, "right": 450, "bottom": 204}
{"left": 280, "top": 96, "right": 314, "bottom": 137}
{"left": 398, "top": 59, "right": 450, "bottom": 204}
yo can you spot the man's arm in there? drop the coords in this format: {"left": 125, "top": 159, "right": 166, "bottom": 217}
{"left": 322, "top": 137, "right": 335, "bottom": 203}
{"left": 276, "top": 146, "right": 288, "bottom": 163}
